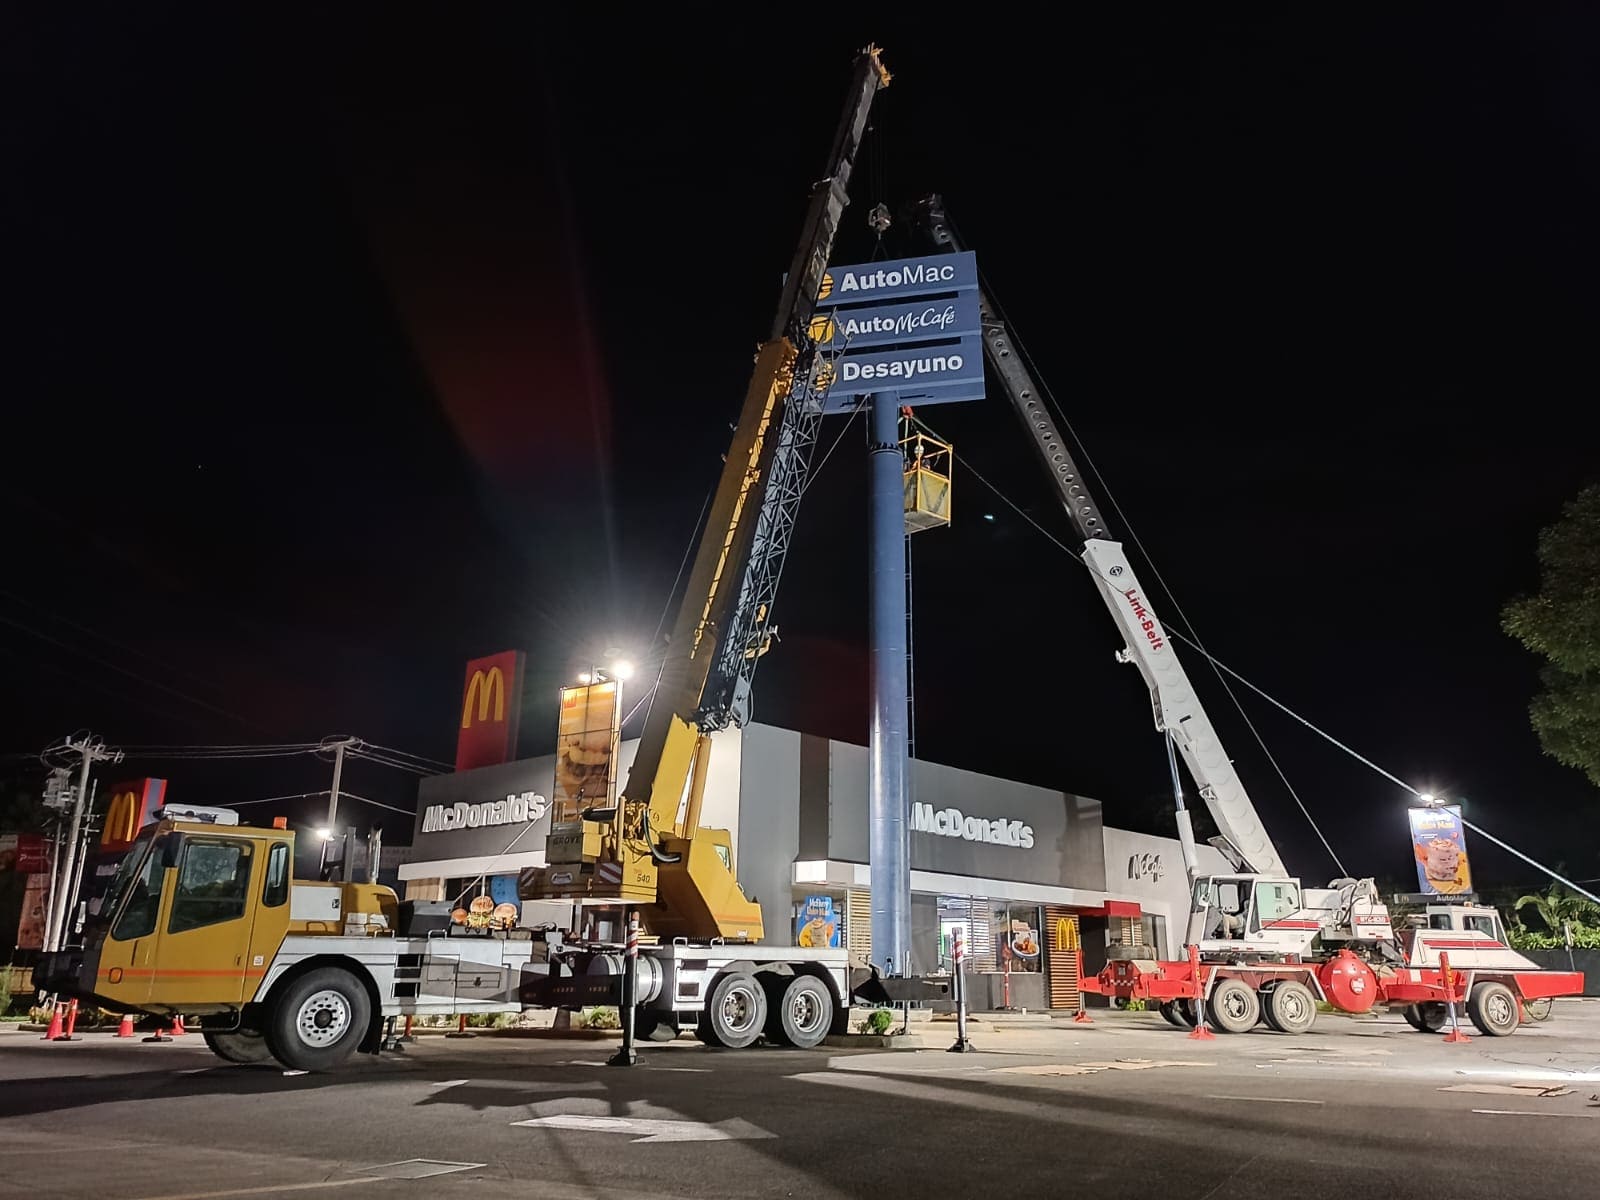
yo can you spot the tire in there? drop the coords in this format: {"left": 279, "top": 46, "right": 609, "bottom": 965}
{"left": 767, "top": 976, "right": 833, "bottom": 1050}
{"left": 1206, "top": 978, "right": 1260, "bottom": 1034}
{"left": 701, "top": 970, "right": 767, "bottom": 1049}
{"left": 1258, "top": 985, "right": 1284, "bottom": 1032}
{"left": 1402, "top": 1002, "right": 1449, "bottom": 1032}
{"left": 203, "top": 1029, "right": 275, "bottom": 1065}
{"left": 1466, "top": 981, "right": 1519, "bottom": 1038}
{"left": 265, "top": 967, "right": 371, "bottom": 1071}
{"left": 1522, "top": 997, "right": 1553, "bottom": 1023}
{"left": 1263, "top": 980, "right": 1317, "bottom": 1036}
{"left": 1158, "top": 1000, "right": 1188, "bottom": 1029}
{"left": 634, "top": 1008, "right": 678, "bottom": 1042}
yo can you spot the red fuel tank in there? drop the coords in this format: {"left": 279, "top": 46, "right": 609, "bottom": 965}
{"left": 1318, "top": 950, "right": 1378, "bottom": 1013}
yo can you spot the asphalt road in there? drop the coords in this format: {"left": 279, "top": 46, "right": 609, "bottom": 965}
{"left": 3, "top": 1005, "right": 1599, "bottom": 1200}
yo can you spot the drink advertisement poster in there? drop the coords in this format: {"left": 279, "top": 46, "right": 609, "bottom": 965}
{"left": 1408, "top": 804, "right": 1473, "bottom": 896}
{"left": 795, "top": 895, "right": 840, "bottom": 948}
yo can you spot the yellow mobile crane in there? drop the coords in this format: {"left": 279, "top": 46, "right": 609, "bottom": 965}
{"left": 519, "top": 46, "right": 936, "bottom": 1048}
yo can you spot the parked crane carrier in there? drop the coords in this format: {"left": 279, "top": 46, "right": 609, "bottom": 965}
{"left": 907, "top": 194, "right": 1584, "bottom": 1038}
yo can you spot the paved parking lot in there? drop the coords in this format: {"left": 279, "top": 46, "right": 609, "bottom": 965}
{"left": 2, "top": 1004, "right": 1598, "bottom": 1199}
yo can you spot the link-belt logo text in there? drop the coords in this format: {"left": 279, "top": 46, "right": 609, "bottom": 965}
{"left": 422, "top": 790, "right": 548, "bottom": 833}
{"left": 912, "top": 802, "right": 1034, "bottom": 849}
{"left": 1122, "top": 588, "right": 1165, "bottom": 652}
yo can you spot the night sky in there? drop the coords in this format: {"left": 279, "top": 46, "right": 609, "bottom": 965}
{"left": 4, "top": 10, "right": 1597, "bottom": 891}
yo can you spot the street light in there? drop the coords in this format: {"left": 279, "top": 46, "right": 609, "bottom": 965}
{"left": 1418, "top": 793, "right": 1438, "bottom": 807}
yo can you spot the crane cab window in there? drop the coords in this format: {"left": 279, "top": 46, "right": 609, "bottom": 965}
{"left": 111, "top": 840, "right": 165, "bottom": 942}
{"left": 1253, "top": 882, "right": 1302, "bottom": 925}
{"left": 168, "top": 839, "right": 253, "bottom": 934}
{"left": 1464, "top": 914, "right": 1499, "bottom": 938}
{"left": 262, "top": 843, "right": 290, "bottom": 908}
{"left": 1428, "top": 913, "right": 1454, "bottom": 930}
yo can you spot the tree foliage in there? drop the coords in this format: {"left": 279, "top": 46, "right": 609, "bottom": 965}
{"left": 1513, "top": 883, "right": 1600, "bottom": 935}
{"left": 1502, "top": 483, "right": 1600, "bottom": 787}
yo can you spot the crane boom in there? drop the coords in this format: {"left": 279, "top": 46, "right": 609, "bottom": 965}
{"left": 530, "top": 47, "right": 892, "bottom": 939}
{"left": 909, "top": 195, "right": 1285, "bottom": 879}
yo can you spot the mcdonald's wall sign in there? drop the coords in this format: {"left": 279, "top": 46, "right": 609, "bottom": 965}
{"left": 100, "top": 778, "right": 167, "bottom": 855}
{"left": 455, "top": 650, "right": 525, "bottom": 772}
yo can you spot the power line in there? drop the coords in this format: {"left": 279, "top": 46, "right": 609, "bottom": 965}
{"left": 0, "top": 611, "right": 262, "bottom": 730}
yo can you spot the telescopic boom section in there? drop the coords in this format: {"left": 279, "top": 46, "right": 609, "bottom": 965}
{"left": 577, "top": 46, "right": 889, "bottom": 939}
{"left": 909, "top": 195, "right": 1286, "bottom": 879}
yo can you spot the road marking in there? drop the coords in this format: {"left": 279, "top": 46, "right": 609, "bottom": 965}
{"left": 129, "top": 1181, "right": 377, "bottom": 1200}
{"left": 512, "top": 1115, "right": 776, "bottom": 1144}
{"left": 429, "top": 1079, "right": 470, "bottom": 1089}
{"left": 351, "top": 1160, "right": 484, "bottom": 1180}
{"left": 1206, "top": 1094, "right": 1324, "bottom": 1106}
{"left": 1471, "top": 1109, "right": 1597, "bottom": 1119}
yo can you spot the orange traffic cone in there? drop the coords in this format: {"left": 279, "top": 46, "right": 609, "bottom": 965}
{"left": 115, "top": 1013, "right": 135, "bottom": 1038}
{"left": 41, "top": 1004, "right": 63, "bottom": 1041}
{"left": 169, "top": 1015, "right": 186, "bottom": 1037}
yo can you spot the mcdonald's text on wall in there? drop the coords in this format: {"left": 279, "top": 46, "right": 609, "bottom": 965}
{"left": 456, "top": 650, "right": 525, "bottom": 771}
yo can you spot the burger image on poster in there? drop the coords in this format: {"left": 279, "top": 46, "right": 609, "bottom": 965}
{"left": 557, "top": 727, "right": 613, "bottom": 805}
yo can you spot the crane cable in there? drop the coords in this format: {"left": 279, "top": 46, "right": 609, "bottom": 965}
{"left": 951, "top": 447, "right": 1345, "bottom": 876}
{"left": 934, "top": 230, "right": 1600, "bottom": 908}
{"left": 951, "top": 416, "right": 1600, "bottom": 905}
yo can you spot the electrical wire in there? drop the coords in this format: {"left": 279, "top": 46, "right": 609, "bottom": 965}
{"left": 351, "top": 740, "right": 453, "bottom": 772}
{"left": 953, "top": 445, "right": 1599, "bottom": 904}
{"left": 0, "top": 611, "right": 261, "bottom": 729}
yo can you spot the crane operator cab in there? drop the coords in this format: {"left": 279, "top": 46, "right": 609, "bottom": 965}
{"left": 1189, "top": 875, "right": 1309, "bottom": 951}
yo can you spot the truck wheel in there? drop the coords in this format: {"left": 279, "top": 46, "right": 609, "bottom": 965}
{"left": 265, "top": 967, "right": 371, "bottom": 1071}
{"left": 1263, "top": 980, "right": 1316, "bottom": 1035}
{"left": 1466, "top": 981, "right": 1519, "bottom": 1037}
{"left": 203, "top": 1029, "right": 275, "bottom": 1065}
{"left": 1522, "top": 997, "right": 1553, "bottom": 1023}
{"left": 767, "top": 976, "right": 833, "bottom": 1050}
{"left": 1158, "top": 1000, "right": 1194, "bottom": 1029}
{"left": 1206, "top": 978, "right": 1260, "bottom": 1034}
{"left": 701, "top": 970, "right": 767, "bottom": 1049}
{"left": 1402, "top": 1002, "right": 1449, "bottom": 1032}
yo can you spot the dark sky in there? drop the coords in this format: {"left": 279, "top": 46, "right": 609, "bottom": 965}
{"left": 4, "top": 10, "right": 1597, "bottom": 889}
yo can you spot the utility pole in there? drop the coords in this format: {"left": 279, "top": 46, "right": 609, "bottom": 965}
{"left": 320, "top": 737, "right": 356, "bottom": 874}
{"left": 43, "top": 734, "right": 122, "bottom": 954}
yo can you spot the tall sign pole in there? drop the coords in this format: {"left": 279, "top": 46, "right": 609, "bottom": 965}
{"left": 816, "top": 249, "right": 983, "bottom": 976}
{"left": 867, "top": 390, "right": 912, "bottom": 976}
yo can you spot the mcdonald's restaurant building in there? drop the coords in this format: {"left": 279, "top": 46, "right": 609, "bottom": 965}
{"left": 399, "top": 723, "right": 1224, "bottom": 1012}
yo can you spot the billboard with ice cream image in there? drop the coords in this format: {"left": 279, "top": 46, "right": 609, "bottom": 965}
{"left": 1408, "top": 804, "right": 1473, "bottom": 896}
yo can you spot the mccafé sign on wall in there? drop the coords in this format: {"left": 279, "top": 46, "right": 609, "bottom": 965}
{"left": 455, "top": 650, "right": 525, "bottom": 771}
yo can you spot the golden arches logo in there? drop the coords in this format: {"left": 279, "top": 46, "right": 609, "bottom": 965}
{"left": 808, "top": 313, "right": 837, "bottom": 345}
{"left": 1054, "top": 916, "right": 1079, "bottom": 953}
{"left": 461, "top": 667, "right": 506, "bottom": 729}
{"left": 102, "top": 790, "right": 142, "bottom": 850}
{"left": 817, "top": 272, "right": 834, "bottom": 301}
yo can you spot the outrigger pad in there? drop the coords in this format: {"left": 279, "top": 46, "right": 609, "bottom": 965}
{"left": 849, "top": 966, "right": 952, "bottom": 1006}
